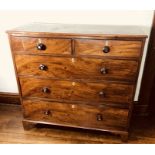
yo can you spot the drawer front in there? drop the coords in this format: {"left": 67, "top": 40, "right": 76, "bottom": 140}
{"left": 75, "top": 39, "right": 142, "bottom": 58}
{"left": 23, "top": 99, "right": 129, "bottom": 129}
{"left": 20, "top": 78, "right": 134, "bottom": 104}
{"left": 11, "top": 37, "right": 71, "bottom": 55}
{"left": 15, "top": 55, "right": 138, "bottom": 82}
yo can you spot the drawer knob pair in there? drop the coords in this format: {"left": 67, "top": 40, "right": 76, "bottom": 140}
{"left": 39, "top": 64, "right": 48, "bottom": 71}
{"left": 37, "top": 43, "right": 46, "bottom": 50}
{"left": 103, "top": 46, "right": 110, "bottom": 53}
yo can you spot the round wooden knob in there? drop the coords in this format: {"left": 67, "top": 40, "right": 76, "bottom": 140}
{"left": 39, "top": 64, "right": 47, "bottom": 71}
{"left": 100, "top": 67, "right": 108, "bottom": 74}
{"left": 42, "top": 87, "right": 50, "bottom": 93}
{"left": 44, "top": 110, "right": 51, "bottom": 115}
{"left": 103, "top": 46, "right": 110, "bottom": 53}
{"left": 96, "top": 114, "right": 103, "bottom": 121}
{"left": 37, "top": 43, "right": 46, "bottom": 50}
{"left": 99, "top": 91, "right": 105, "bottom": 97}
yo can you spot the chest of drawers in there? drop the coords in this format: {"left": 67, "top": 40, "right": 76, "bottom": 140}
{"left": 7, "top": 23, "right": 147, "bottom": 142}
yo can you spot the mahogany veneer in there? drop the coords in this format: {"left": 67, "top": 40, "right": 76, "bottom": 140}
{"left": 7, "top": 23, "right": 147, "bottom": 142}
{"left": 15, "top": 55, "right": 138, "bottom": 82}
{"left": 75, "top": 39, "right": 142, "bottom": 58}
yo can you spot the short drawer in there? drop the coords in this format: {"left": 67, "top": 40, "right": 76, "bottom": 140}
{"left": 75, "top": 39, "right": 142, "bottom": 58}
{"left": 23, "top": 99, "right": 129, "bottom": 130}
{"left": 15, "top": 55, "right": 138, "bottom": 82}
{"left": 20, "top": 78, "right": 134, "bottom": 104}
{"left": 10, "top": 36, "right": 71, "bottom": 55}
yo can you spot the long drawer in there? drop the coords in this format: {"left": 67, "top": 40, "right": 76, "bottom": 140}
{"left": 20, "top": 78, "right": 134, "bottom": 104}
{"left": 75, "top": 39, "right": 142, "bottom": 58}
{"left": 11, "top": 37, "right": 72, "bottom": 55}
{"left": 23, "top": 99, "right": 129, "bottom": 130}
{"left": 15, "top": 55, "right": 138, "bottom": 82}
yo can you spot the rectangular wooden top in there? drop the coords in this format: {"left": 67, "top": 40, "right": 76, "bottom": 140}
{"left": 7, "top": 23, "right": 147, "bottom": 39}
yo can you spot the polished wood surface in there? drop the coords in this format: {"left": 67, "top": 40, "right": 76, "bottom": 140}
{"left": 0, "top": 103, "right": 155, "bottom": 144}
{"left": 0, "top": 92, "right": 147, "bottom": 116}
{"left": 15, "top": 55, "right": 138, "bottom": 82}
{"left": 11, "top": 36, "right": 71, "bottom": 55}
{"left": 75, "top": 39, "right": 142, "bottom": 58}
{"left": 20, "top": 78, "right": 134, "bottom": 104}
{"left": 23, "top": 99, "right": 128, "bottom": 130}
{"left": 7, "top": 23, "right": 147, "bottom": 39}
{"left": 7, "top": 23, "right": 147, "bottom": 141}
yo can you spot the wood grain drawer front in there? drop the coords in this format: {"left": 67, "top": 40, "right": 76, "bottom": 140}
{"left": 20, "top": 78, "right": 134, "bottom": 104}
{"left": 11, "top": 37, "right": 71, "bottom": 55}
{"left": 75, "top": 39, "right": 142, "bottom": 58}
{"left": 15, "top": 55, "right": 138, "bottom": 82}
{"left": 23, "top": 99, "right": 129, "bottom": 129}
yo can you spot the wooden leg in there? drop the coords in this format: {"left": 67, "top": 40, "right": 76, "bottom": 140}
{"left": 120, "top": 133, "right": 129, "bottom": 142}
{"left": 22, "top": 120, "right": 36, "bottom": 130}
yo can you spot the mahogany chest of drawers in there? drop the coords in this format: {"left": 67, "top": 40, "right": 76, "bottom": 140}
{"left": 7, "top": 23, "right": 147, "bottom": 141}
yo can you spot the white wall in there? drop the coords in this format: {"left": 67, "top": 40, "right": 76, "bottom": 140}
{"left": 0, "top": 11, "right": 154, "bottom": 100}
